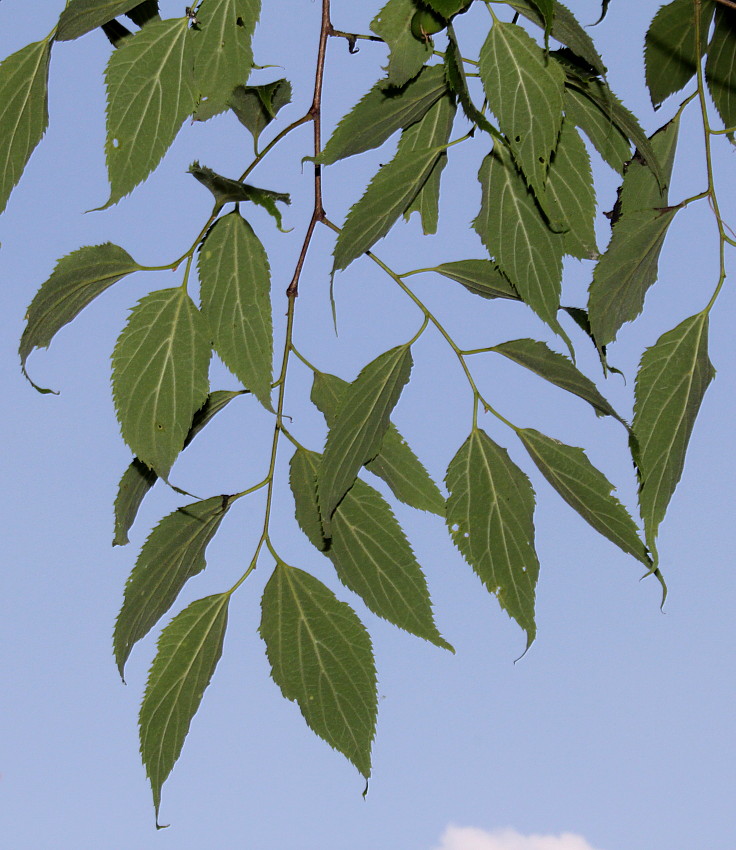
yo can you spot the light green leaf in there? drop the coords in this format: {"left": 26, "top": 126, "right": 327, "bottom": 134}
{"left": 111, "top": 287, "right": 211, "bottom": 478}
{"left": 645, "top": 0, "right": 713, "bottom": 108}
{"left": 192, "top": 0, "right": 259, "bottom": 115}
{"left": 705, "top": 6, "right": 736, "bottom": 143}
{"left": 370, "top": 0, "right": 432, "bottom": 89}
{"left": 445, "top": 429, "right": 539, "bottom": 649}
{"left": 518, "top": 428, "right": 650, "bottom": 566}
{"left": 114, "top": 495, "right": 232, "bottom": 676}
{"left": 0, "top": 39, "right": 51, "bottom": 216}
{"left": 479, "top": 20, "right": 565, "bottom": 200}
{"left": 104, "top": 18, "right": 197, "bottom": 206}
{"left": 564, "top": 87, "right": 631, "bottom": 174}
{"left": 225, "top": 78, "right": 292, "bottom": 139}
{"left": 311, "top": 372, "right": 445, "bottom": 516}
{"left": 317, "top": 64, "right": 447, "bottom": 166}
{"left": 198, "top": 211, "right": 273, "bottom": 410}
{"left": 433, "top": 260, "right": 519, "bottom": 300}
{"left": 318, "top": 347, "right": 412, "bottom": 532}
{"left": 333, "top": 145, "right": 441, "bottom": 271}
{"left": 140, "top": 593, "right": 229, "bottom": 823}
{"left": 20, "top": 243, "right": 140, "bottom": 391}
{"left": 260, "top": 564, "right": 377, "bottom": 778}
{"left": 633, "top": 313, "right": 714, "bottom": 552}
{"left": 56, "top": 0, "right": 144, "bottom": 40}
{"left": 491, "top": 338, "right": 626, "bottom": 425}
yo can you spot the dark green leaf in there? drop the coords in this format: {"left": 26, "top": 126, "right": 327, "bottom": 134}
{"left": 518, "top": 428, "right": 650, "bottom": 566}
{"left": 444, "top": 28, "right": 498, "bottom": 137}
{"left": 111, "top": 288, "right": 211, "bottom": 478}
{"left": 140, "top": 593, "right": 229, "bottom": 823}
{"left": 198, "top": 211, "right": 274, "bottom": 410}
{"left": 0, "top": 39, "right": 51, "bottom": 216}
{"left": 318, "top": 347, "right": 412, "bottom": 532}
{"left": 125, "top": 1, "right": 160, "bottom": 27}
{"left": 705, "top": 6, "right": 736, "bottom": 143}
{"left": 225, "top": 79, "right": 292, "bottom": 140}
{"left": 633, "top": 313, "right": 714, "bottom": 552}
{"left": 445, "top": 429, "right": 539, "bottom": 649}
{"left": 56, "top": 0, "right": 144, "bottom": 40}
{"left": 433, "top": 260, "right": 519, "bottom": 300}
{"left": 290, "top": 448, "right": 328, "bottom": 551}
{"left": 260, "top": 564, "right": 377, "bottom": 778}
{"left": 370, "top": 0, "right": 432, "bottom": 88}
{"left": 423, "top": 0, "right": 467, "bottom": 16}
{"left": 114, "top": 495, "right": 232, "bottom": 676}
{"left": 564, "top": 87, "right": 631, "bottom": 174}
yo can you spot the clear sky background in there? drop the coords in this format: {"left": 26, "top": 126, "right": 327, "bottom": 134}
{"left": 1, "top": 2, "right": 734, "bottom": 849}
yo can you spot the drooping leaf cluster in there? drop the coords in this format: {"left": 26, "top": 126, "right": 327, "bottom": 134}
{"left": 1, "top": 0, "right": 733, "bottom": 824}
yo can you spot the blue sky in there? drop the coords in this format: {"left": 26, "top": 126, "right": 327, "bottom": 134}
{"left": 0, "top": 2, "right": 734, "bottom": 848}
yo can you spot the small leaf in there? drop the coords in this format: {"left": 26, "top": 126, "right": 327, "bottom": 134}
{"left": 140, "top": 593, "right": 229, "bottom": 823}
{"left": 645, "top": 0, "right": 713, "bottom": 108}
{"left": 564, "top": 87, "right": 631, "bottom": 174}
{"left": 423, "top": 0, "right": 467, "bottom": 17}
{"left": 705, "top": 6, "right": 736, "bottom": 143}
{"left": 20, "top": 243, "right": 140, "bottom": 391}
{"left": 260, "top": 564, "right": 377, "bottom": 778}
{"left": 633, "top": 313, "right": 714, "bottom": 552}
{"left": 444, "top": 28, "right": 498, "bottom": 137}
{"left": 433, "top": 260, "right": 519, "bottom": 300}
{"left": 370, "top": 0, "right": 432, "bottom": 89}
{"left": 491, "top": 338, "right": 626, "bottom": 424}
{"left": 104, "top": 18, "right": 197, "bottom": 206}
{"left": 290, "top": 448, "right": 328, "bottom": 552}
{"left": 333, "top": 145, "right": 442, "bottom": 271}
{"left": 111, "top": 288, "right": 211, "bottom": 478}
{"left": 114, "top": 495, "right": 232, "bottom": 676}
{"left": 125, "top": 1, "right": 160, "bottom": 27}
{"left": 0, "top": 39, "right": 51, "bottom": 216}
{"left": 225, "top": 78, "right": 292, "bottom": 140}
{"left": 198, "top": 211, "right": 274, "bottom": 409}
{"left": 56, "top": 0, "right": 144, "bottom": 40}
{"left": 317, "top": 64, "right": 448, "bottom": 166}
{"left": 517, "top": 428, "right": 650, "bottom": 566}
{"left": 446, "top": 429, "right": 539, "bottom": 649}
{"left": 318, "top": 347, "right": 412, "bottom": 531}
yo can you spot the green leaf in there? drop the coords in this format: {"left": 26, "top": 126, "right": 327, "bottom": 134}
{"left": 633, "top": 313, "right": 714, "bottom": 552}
{"left": 125, "top": 1, "right": 160, "bottom": 27}
{"left": 198, "top": 211, "right": 274, "bottom": 410}
{"left": 491, "top": 338, "right": 626, "bottom": 425}
{"left": 433, "top": 260, "right": 519, "bottom": 300}
{"left": 564, "top": 87, "right": 631, "bottom": 174}
{"left": 705, "top": 6, "right": 736, "bottom": 143}
{"left": 474, "top": 143, "right": 567, "bottom": 342}
{"left": 545, "top": 119, "right": 597, "bottom": 259}
{"left": 318, "top": 347, "right": 413, "bottom": 532}
{"left": 0, "top": 39, "right": 51, "bottom": 216}
{"left": 114, "top": 495, "right": 232, "bottom": 676}
{"left": 317, "top": 64, "right": 447, "bottom": 166}
{"left": 56, "top": 0, "right": 144, "bottom": 40}
{"left": 479, "top": 19, "right": 565, "bottom": 201}
{"left": 445, "top": 429, "right": 539, "bottom": 649}
{"left": 225, "top": 78, "right": 292, "bottom": 140}
{"left": 290, "top": 448, "right": 329, "bottom": 551}
{"left": 423, "top": 0, "right": 467, "bottom": 16}
{"left": 111, "top": 288, "right": 211, "bottom": 478}
{"left": 517, "top": 429, "right": 650, "bottom": 566}
{"left": 140, "top": 593, "right": 229, "bottom": 823}
{"left": 444, "top": 28, "right": 498, "bottom": 138}
{"left": 104, "top": 18, "right": 197, "bottom": 206}
{"left": 645, "top": 0, "right": 713, "bottom": 108}
{"left": 20, "top": 243, "right": 140, "bottom": 392}
{"left": 329, "top": 476, "right": 451, "bottom": 649}
{"left": 370, "top": 0, "right": 432, "bottom": 88}
{"left": 192, "top": 0, "right": 259, "bottom": 115}
{"left": 333, "top": 145, "right": 442, "bottom": 271}
{"left": 260, "top": 564, "right": 377, "bottom": 778}
{"left": 311, "top": 372, "right": 445, "bottom": 515}
{"left": 401, "top": 95, "right": 456, "bottom": 234}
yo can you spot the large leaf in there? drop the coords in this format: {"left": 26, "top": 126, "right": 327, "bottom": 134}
{"left": 491, "top": 338, "right": 626, "bottom": 425}
{"left": 104, "top": 18, "right": 197, "bottom": 206}
{"left": 317, "top": 64, "right": 447, "bottom": 166}
{"left": 318, "top": 346, "right": 412, "bottom": 532}
{"left": 56, "top": 0, "right": 143, "bottom": 40}
{"left": 445, "top": 429, "right": 539, "bottom": 649}
{"left": 518, "top": 428, "right": 650, "bottom": 566}
{"left": 0, "top": 39, "right": 51, "bottom": 216}
{"left": 114, "top": 495, "right": 232, "bottom": 676}
{"left": 20, "top": 244, "right": 140, "bottom": 391}
{"left": 311, "top": 372, "right": 445, "bottom": 516}
{"left": 140, "top": 593, "right": 229, "bottom": 823}
{"left": 111, "top": 287, "right": 211, "bottom": 478}
{"left": 645, "top": 0, "right": 713, "bottom": 108}
{"left": 479, "top": 19, "right": 565, "bottom": 201}
{"left": 705, "top": 6, "right": 736, "bottom": 143}
{"left": 333, "top": 145, "right": 442, "bottom": 271}
{"left": 260, "top": 564, "right": 377, "bottom": 778}
{"left": 633, "top": 313, "right": 714, "bottom": 552}
{"left": 563, "top": 87, "right": 631, "bottom": 174}
{"left": 370, "top": 0, "right": 432, "bottom": 89}
{"left": 198, "top": 211, "right": 273, "bottom": 409}
{"left": 433, "top": 260, "right": 519, "bottom": 300}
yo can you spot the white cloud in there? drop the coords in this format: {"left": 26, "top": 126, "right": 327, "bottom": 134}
{"left": 433, "top": 825, "right": 603, "bottom": 850}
